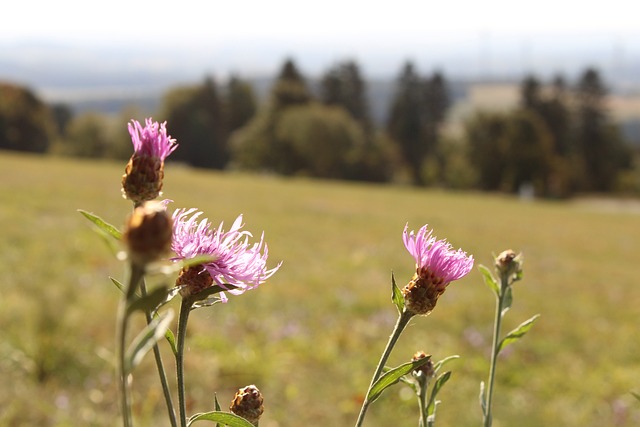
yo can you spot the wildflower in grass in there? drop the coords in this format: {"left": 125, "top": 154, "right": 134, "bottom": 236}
{"left": 121, "top": 118, "right": 178, "bottom": 204}
{"left": 171, "top": 208, "right": 280, "bottom": 300}
{"left": 230, "top": 385, "right": 264, "bottom": 426}
{"left": 402, "top": 224, "right": 474, "bottom": 315}
{"left": 123, "top": 200, "right": 173, "bottom": 267}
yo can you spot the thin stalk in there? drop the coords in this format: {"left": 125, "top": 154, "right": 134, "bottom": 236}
{"left": 176, "top": 298, "right": 194, "bottom": 427}
{"left": 417, "top": 378, "right": 428, "bottom": 427}
{"left": 355, "top": 310, "right": 414, "bottom": 427}
{"left": 483, "top": 274, "right": 508, "bottom": 427}
{"left": 140, "top": 280, "right": 178, "bottom": 427}
{"left": 117, "top": 263, "right": 145, "bottom": 427}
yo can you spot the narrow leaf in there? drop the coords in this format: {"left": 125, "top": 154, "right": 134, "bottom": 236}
{"left": 78, "top": 209, "right": 122, "bottom": 240}
{"left": 391, "top": 272, "right": 405, "bottom": 314}
{"left": 127, "top": 286, "right": 169, "bottom": 316}
{"left": 501, "top": 285, "right": 513, "bottom": 316}
{"left": 125, "top": 310, "right": 174, "bottom": 373}
{"left": 478, "top": 265, "right": 499, "bottom": 297}
{"left": 192, "top": 297, "right": 223, "bottom": 310}
{"left": 367, "top": 357, "right": 433, "bottom": 403}
{"left": 479, "top": 381, "right": 487, "bottom": 415}
{"left": 631, "top": 391, "right": 640, "bottom": 401}
{"left": 110, "top": 277, "right": 125, "bottom": 293}
{"left": 187, "top": 411, "right": 254, "bottom": 427}
{"left": 427, "top": 371, "right": 452, "bottom": 416}
{"left": 498, "top": 314, "right": 541, "bottom": 353}
{"left": 433, "top": 355, "right": 460, "bottom": 374}
{"left": 213, "top": 394, "right": 222, "bottom": 427}
{"left": 189, "top": 283, "right": 239, "bottom": 303}
{"left": 165, "top": 327, "right": 178, "bottom": 357}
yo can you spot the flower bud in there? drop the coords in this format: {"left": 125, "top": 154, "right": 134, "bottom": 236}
{"left": 123, "top": 201, "right": 172, "bottom": 267}
{"left": 230, "top": 385, "right": 264, "bottom": 426}
{"left": 121, "top": 155, "right": 165, "bottom": 204}
{"left": 495, "top": 249, "right": 523, "bottom": 282}
{"left": 411, "top": 351, "right": 435, "bottom": 379}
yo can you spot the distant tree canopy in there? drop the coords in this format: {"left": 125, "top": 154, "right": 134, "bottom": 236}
{"left": 231, "top": 58, "right": 401, "bottom": 181}
{"left": 0, "top": 82, "right": 53, "bottom": 153}
{"left": 387, "top": 62, "right": 451, "bottom": 185}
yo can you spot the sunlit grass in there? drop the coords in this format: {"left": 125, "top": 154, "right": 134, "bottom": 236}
{"left": 1, "top": 151, "right": 639, "bottom": 426}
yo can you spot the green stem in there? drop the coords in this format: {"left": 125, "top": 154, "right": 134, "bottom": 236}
{"left": 355, "top": 309, "right": 414, "bottom": 427}
{"left": 176, "top": 298, "right": 194, "bottom": 427}
{"left": 483, "top": 274, "right": 509, "bottom": 427}
{"left": 117, "top": 263, "right": 145, "bottom": 427}
{"left": 418, "top": 378, "right": 429, "bottom": 427}
{"left": 140, "top": 280, "right": 178, "bottom": 427}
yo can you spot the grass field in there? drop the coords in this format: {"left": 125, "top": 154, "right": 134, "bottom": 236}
{"left": 1, "top": 151, "right": 639, "bottom": 426}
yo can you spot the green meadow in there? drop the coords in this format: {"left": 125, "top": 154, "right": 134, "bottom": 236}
{"left": 1, "top": 151, "right": 639, "bottom": 426}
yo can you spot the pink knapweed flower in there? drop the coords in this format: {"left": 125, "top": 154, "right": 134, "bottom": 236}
{"left": 172, "top": 208, "right": 280, "bottom": 301}
{"left": 128, "top": 118, "right": 178, "bottom": 160}
{"left": 402, "top": 224, "right": 474, "bottom": 315}
{"left": 122, "top": 118, "right": 178, "bottom": 204}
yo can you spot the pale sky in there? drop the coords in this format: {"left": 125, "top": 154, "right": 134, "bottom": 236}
{"left": 2, "top": 0, "right": 638, "bottom": 47}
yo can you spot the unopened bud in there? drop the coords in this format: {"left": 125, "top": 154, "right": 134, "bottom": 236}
{"left": 230, "top": 385, "right": 264, "bottom": 426}
{"left": 121, "top": 155, "right": 165, "bottom": 204}
{"left": 123, "top": 201, "right": 172, "bottom": 267}
{"left": 411, "top": 351, "right": 435, "bottom": 379}
{"left": 495, "top": 250, "right": 523, "bottom": 282}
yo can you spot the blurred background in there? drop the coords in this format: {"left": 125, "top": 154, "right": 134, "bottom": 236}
{"left": 1, "top": 0, "right": 639, "bottom": 193}
{"left": 2, "top": 1, "right": 640, "bottom": 426}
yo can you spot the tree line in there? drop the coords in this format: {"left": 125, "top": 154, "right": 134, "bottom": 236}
{"left": 0, "top": 58, "right": 636, "bottom": 196}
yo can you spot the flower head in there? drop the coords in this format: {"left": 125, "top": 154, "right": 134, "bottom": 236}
{"left": 171, "top": 208, "right": 280, "bottom": 301}
{"left": 121, "top": 118, "right": 178, "bottom": 204}
{"left": 230, "top": 385, "right": 264, "bottom": 426}
{"left": 402, "top": 224, "right": 474, "bottom": 315}
{"left": 123, "top": 200, "right": 173, "bottom": 267}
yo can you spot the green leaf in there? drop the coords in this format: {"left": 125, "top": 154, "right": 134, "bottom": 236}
{"left": 110, "top": 277, "right": 125, "bottom": 293}
{"left": 213, "top": 394, "right": 222, "bottom": 427}
{"left": 188, "top": 283, "right": 239, "bottom": 303}
{"left": 501, "top": 285, "right": 513, "bottom": 317}
{"left": 391, "top": 272, "right": 405, "bottom": 314}
{"left": 498, "top": 314, "right": 541, "bottom": 354}
{"left": 367, "top": 357, "right": 433, "bottom": 403}
{"left": 631, "top": 391, "right": 640, "bottom": 401}
{"left": 432, "top": 355, "right": 460, "bottom": 374}
{"left": 165, "top": 327, "right": 178, "bottom": 357}
{"left": 187, "top": 411, "right": 255, "bottom": 427}
{"left": 181, "top": 255, "right": 217, "bottom": 269}
{"left": 427, "top": 371, "right": 452, "bottom": 416}
{"left": 192, "top": 298, "right": 223, "bottom": 310}
{"left": 126, "top": 286, "right": 169, "bottom": 316}
{"left": 125, "top": 310, "right": 174, "bottom": 373}
{"left": 78, "top": 209, "right": 122, "bottom": 240}
{"left": 479, "top": 381, "right": 487, "bottom": 415}
{"left": 478, "top": 265, "right": 499, "bottom": 297}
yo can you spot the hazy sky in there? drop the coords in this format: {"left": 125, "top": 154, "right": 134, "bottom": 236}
{"left": 3, "top": 0, "right": 638, "bottom": 47}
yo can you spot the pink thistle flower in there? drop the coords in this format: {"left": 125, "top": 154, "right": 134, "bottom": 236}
{"left": 128, "top": 118, "right": 178, "bottom": 160}
{"left": 402, "top": 224, "right": 474, "bottom": 315}
{"left": 121, "top": 118, "right": 178, "bottom": 204}
{"left": 171, "top": 208, "right": 280, "bottom": 301}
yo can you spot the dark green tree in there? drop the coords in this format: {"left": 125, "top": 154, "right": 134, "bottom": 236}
{"left": 225, "top": 75, "right": 257, "bottom": 133}
{"left": 573, "top": 67, "right": 630, "bottom": 192}
{"left": 271, "top": 58, "right": 311, "bottom": 109}
{"left": 55, "top": 112, "right": 111, "bottom": 158}
{"left": 0, "top": 82, "right": 53, "bottom": 153}
{"left": 161, "top": 76, "right": 227, "bottom": 169}
{"left": 387, "top": 61, "right": 425, "bottom": 184}
{"left": 465, "top": 111, "right": 510, "bottom": 191}
{"left": 319, "top": 60, "right": 371, "bottom": 128}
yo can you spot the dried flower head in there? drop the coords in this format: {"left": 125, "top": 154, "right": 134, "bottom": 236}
{"left": 402, "top": 224, "right": 474, "bottom": 315}
{"left": 230, "top": 385, "right": 264, "bottom": 426}
{"left": 123, "top": 200, "right": 173, "bottom": 267}
{"left": 121, "top": 118, "right": 177, "bottom": 204}
{"left": 172, "top": 208, "right": 281, "bottom": 301}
